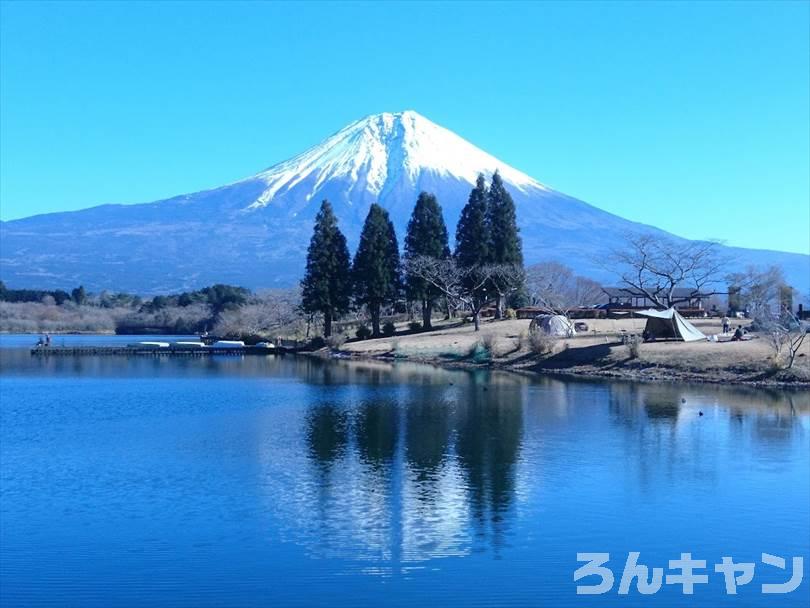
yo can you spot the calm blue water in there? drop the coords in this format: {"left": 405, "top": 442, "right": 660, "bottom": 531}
{"left": 1, "top": 335, "right": 808, "bottom": 607}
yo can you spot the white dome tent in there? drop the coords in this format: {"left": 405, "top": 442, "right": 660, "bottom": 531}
{"left": 530, "top": 314, "right": 576, "bottom": 338}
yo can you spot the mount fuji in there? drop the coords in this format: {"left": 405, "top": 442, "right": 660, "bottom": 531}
{"left": 1, "top": 110, "right": 807, "bottom": 294}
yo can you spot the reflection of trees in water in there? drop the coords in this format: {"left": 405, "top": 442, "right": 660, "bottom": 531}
{"left": 297, "top": 373, "right": 525, "bottom": 563}
{"left": 305, "top": 402, "right": 349, "bottom": 472}
{"left": 605, "top": 381, "right": 807, "bottom": 492}
{"left": 455, "top": 380, "right": 523, "bottom": 552}
{"left": 404, "top": 389, "right": 452, "bottom": 484}
{"left": 356, "top": 400, "right": 399, "bottom": 469}
{"left": 643, "top": 399, "right": 680, "bottom": 423}
{"left": 271, "top": 362, "right": 808, "bottom": 568}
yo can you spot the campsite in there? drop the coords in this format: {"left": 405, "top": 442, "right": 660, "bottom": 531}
{"left": 338, "top": 314, "right": 810, "bottom": 387}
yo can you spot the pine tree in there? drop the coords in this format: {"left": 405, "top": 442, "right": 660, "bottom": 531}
{"left": 352, "top": 203, "right": 401, "bottom": 336}
{"left": 301, "top": 200, "right": 352, "bottom": 337}
{"left": 404, "top": 192, "right": 450, "bottom": 329}
{"left": 486, "top": 170, "right": 524, "bottom": 317}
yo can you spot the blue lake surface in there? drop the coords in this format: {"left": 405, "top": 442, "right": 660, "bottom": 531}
{"left": 1, "top": 335, "right": 808, "bottom": 607}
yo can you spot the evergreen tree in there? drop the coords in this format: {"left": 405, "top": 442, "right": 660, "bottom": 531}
{"left": 455, "top": 174, "right": 490, "bottom": 268}
{"left": 404, "top": 192, "right": 450, "bottom": 329}
{"left": 71, "top": 285, "right": 87, "bottom": 305}
{"left": 301, "top": 200, "right": 352, "bottom": 337}
{"left": 454, "top": 174, "right": 492, "bottom": 330}
{"left": 486, "top": 170, "right": 524, "bottom": 317}
{"left": 487, "top": 171, "right": 523, "bottom": 265}
{"left": 353, "top": 203, "right": 401, "bottom": 336}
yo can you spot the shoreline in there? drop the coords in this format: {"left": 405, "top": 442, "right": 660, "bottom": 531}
{"left": 328, "top": 317, "right": 810, "bottom": 390}
{"left": 4, "top": 325, "right": 808, "bottom": 389}
{"left": 322, "top": 349, "right": 810, "bottom": 389}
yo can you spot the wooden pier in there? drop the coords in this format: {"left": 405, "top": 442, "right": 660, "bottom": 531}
{"left": 30, "top": 345, "right": 297, "bottom": 357}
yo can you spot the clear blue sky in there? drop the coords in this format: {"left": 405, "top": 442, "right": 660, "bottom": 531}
{"left": 1, "top": 1, "right": 808, "bottom": 254}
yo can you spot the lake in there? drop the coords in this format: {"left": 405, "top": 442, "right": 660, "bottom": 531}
{"left": 1, "top": 335, "right": 808, "bottom": 607}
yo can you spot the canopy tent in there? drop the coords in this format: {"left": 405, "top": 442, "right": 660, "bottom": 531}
{"left": 530, "top": 314, "right": 576, "bottom": 337}
{"left": 636, "top": 308, "right": 706, "bottom": 342}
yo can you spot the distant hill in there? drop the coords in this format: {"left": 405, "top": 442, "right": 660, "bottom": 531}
{"left": 1, "top": 110, "right": 807, "bottom": 294}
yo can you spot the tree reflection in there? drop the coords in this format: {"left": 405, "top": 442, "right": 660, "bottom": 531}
{"left": 404, "top": 390, "right": 452, "bottom": 484}
{"left": 287, "top": 364, "right": 807, "bottom": 569}
{"left": 305, "top": 402, "right": 349, "bottom": 473}
{"left": 356, "top": 400, "right": 399, "bottom": 469}
{"left": 455, "top": 379, "right": 523, "bottom": 551}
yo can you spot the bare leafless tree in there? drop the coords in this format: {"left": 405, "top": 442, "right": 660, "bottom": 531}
{"left": 488, "top": 263, "right": 525, "bottom": 317}
{"left": 608, "top": 233, "right": 724, "bottom": 308}
{"left": 727, "top": 265, "right": 787, "bottom": 320}
{"left": 761, "top": 307, "right": 808, "bottom": 369}
{"left": 213, "top": 287, "right": 307, "bottom": 338}
{"left": 404, "top": 256, "right": 507, "bottom": 331}
{"left": 526, "top": 261, "right": 604, "bottom": 314}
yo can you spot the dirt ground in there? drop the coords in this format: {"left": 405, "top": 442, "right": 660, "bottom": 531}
{"left": 339, "top": 316, "right": 810, "bottom": 387}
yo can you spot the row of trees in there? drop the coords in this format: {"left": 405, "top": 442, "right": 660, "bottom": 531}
{"left": 0, "top": 281, "right": 88, "bottom": 306}
{"left": 0, "top": 281, "right": 261, "bottom": 335}
{"left": 301, "top": 172, "right": 524, "bottom": 336}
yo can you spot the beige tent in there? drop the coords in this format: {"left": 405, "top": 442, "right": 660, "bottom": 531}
{"left": 636, "top": 308, "right": 706, "bottom": 342}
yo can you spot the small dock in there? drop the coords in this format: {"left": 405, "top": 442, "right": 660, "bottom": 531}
{"left": 30, "top": 345, "right": 297, "bottom": 357}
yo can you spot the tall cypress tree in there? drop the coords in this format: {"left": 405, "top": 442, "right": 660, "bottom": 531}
{"left": 404, "top": 192, "right": 450, "bottom": 329}
{"left": 455, "top": 174, "right": 491, "bottom": 330}
{"left": 487, "top": 171, "right": 523, "bottom": 265}
{"left": 487, "top": 170, "right": 524, "bottom": 317}
{"left": 301, "top": 200, "right": 352, "bottom": 337}
{"left": 455, "top": 174, "right": 490, "bottom": 268}
{"left": 352, "top": 203, "right": 401, "bottom": 336}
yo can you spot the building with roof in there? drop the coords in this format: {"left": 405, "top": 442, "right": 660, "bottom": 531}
{"left": 601, "top": 287, "right": 708, "bottom": 312}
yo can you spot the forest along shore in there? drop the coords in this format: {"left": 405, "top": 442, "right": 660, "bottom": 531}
{"left": 328, "top": 317, "right": 810, "bottom": 388}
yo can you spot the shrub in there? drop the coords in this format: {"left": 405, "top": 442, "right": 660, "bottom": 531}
{"left": 326, "top": 334, "right": 347, "bottom": 350}
{"left": 308, "top": 336, "right": 326, "bottom": 350}
{"left": 528, "top": 331, "right": 555, "bottom": 355}
{"left": 355, "top": 325, "right": 372, "bottom": 340}
{"left": 481, "top": 332, "right": 498, "bottom": 357}
{"left": 626, "top": 334, "right": 642, "bottom": 359}
{"left": 408, "top": 321, "right": 423, "bottom": 332}
{"left": 382, "top": 321, "right": 396, "bottom": 337}
{"left": 505, "top": 307, "right": 517, "bottom": 320}
{"left": 467, "top": 341, "right": 491, "bottom": 363}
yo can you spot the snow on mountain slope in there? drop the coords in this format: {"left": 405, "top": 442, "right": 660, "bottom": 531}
{"left": 244, "top": 111, "right": 546, "bottom": 211}
{"left": 0, "top": 110, "right": 807, "bottom": 294}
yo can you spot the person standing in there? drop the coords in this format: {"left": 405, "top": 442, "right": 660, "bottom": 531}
{"left": 722, "top": 315, "right": 730, "bottom": 334}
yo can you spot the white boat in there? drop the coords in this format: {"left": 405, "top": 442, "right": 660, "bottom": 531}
{"left": 254, "top": 341, "right": 275, "bottom": 349}
{"left": 129, "top": 341, "right": 170, "bottom": 349}
{"left": 172, "top": 341, "right": 207, "bottom": 349}
{"left": 212, "top": 340, "right": 245, "bottom": 348}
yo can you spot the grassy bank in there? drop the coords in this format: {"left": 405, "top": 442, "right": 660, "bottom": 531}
{"left": 332, "top": 317, "right": 810, "bottom": 388}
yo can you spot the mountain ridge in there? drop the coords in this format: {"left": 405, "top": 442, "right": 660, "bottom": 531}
{"left": 1, "top": 111, "right": 807, "bottom": 295}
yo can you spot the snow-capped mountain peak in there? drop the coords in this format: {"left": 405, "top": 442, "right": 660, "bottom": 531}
{"left": 4, "top": 110, "right": 807, "bottom": 295}
{"left": 245, "top": 110, "right": 546, "bottom": 210}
